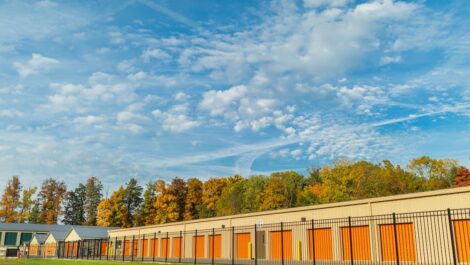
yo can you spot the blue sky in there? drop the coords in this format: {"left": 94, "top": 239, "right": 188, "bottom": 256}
{"left": 0, "top": 0, "right": 469, "bottom": 191}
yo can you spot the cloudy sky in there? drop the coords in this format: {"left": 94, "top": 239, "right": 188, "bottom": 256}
{"left": 0, "top": 0, "right": 469, "bottom": 190}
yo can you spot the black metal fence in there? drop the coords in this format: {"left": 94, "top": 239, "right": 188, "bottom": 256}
{"left": 55, "top": 208, "right": 470, "bottom": 264}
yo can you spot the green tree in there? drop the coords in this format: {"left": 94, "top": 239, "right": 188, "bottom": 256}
{"left": 123, "top": 178, "right": 143, "bottom": 226}
{"left": 18, "top": 187, "right": 37, "bottom": 223}
{"left": 84, "top": 177, "right": 103, "bottom": 225}
{"left": 136, "top": 182, "right": 157, "bottom": 226}
{"left": 0, "top": 176, "right": 22, "bottom": 222}
{"left": 216, "top": 177, "right": 246, "bottom": 216}
{"left": 62, "top": 184, "right": 86, "bottom": 225}
{"left": 241, "top": 175, "right": 266, "bottom": 213}
{"left": 37, "top": 178, "right": 67, "bottom": 224}
{"left": 184, "top": 178, "right": 203, "bottom": 220}
{"left": 29, "top": 201, "right": 40, "bottom": 224}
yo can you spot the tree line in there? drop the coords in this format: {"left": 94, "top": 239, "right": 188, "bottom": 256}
{"left": 0, "top": 156, "right": 469, "bottom": 227}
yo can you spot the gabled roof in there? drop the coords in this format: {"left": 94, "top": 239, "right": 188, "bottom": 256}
{"left": 46, "top": 231, "right": 69, "bottom": 242}
{"left": 32, "top": 234, "right": 48, "bottom": 244}
{"left": 65, "top": 226, "right": 118, "bottom": 240}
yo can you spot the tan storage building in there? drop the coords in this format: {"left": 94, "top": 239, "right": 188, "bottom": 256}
{"left": 106, "top": 186, "right": 470, "bottom": 264}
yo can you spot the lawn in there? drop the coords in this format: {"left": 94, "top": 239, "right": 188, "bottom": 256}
{"left": 0, "top": 259, "right": 170, "bottom": 265}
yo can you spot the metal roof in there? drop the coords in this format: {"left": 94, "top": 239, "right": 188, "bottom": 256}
{"left": 0, "top": 223, "right": 73, "bottom": 232}
{"left": 69, "top": 226, "right": 116, "bottom": 240}
{"left": 32, "top": 234, "right": 48, "bottom": 244}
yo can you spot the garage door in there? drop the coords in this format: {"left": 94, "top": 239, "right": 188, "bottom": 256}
{"left": 341, "top": 226, "right": 371, "bottom": 261}
{"left": 209, "top": 234, "right": 222, "bottom": 258}
{"left": 124, "top": 240, "right": 131, "bottom": 256}
{"left": 150, "top": 239, "right": 158, "bottom": 257}
{"left": 172, "top": 237, "right": 182, "bottom": 257}
{"left": 308, "top": 228, "right": 333, "bottom": 260}
{"left": 380, "top": 223, "right": 416, "bottom": 262}
{"left": 454, "top": 220, "right": 470, "bottom": 262}
{"left": 236, "top": 233, "right": 251, "bottom": 259}
{"left": 141, "top": 239, "right": 148, "bottom": 257}
{"left": 101, "top": 242, "right": 108, "bottom": 256}
{"left": 270, "top": 230, "right": 292, "bottom": 260}
{"left": 193, "top": 235, "right": 205, "bottom": 258}
{"left": 162, "top": 238, "right": 169, "bottom": 257}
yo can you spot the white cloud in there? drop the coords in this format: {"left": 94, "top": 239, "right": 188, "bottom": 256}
{"left": 0, "top": 109, "right": 23, "bottom": 117}
{"left": 199, "top": 85, "right": 248, "bottom": 116}
{"left": 380, "top": 55, "right": 403, "bottom": 65}
{"left": 304, "top": 0, "right": 349, "bottom": 8}
{"left": 153, "top": 104, "right": 199, "bottom": 132}
{"left": 13, "top": 53, "right": 58, "bottom": 77}
{"left": 74, "top": 115, "right": 106, "bottom": 127}
{"left": 141, "top": 48, "right": 171, "bottom": 62}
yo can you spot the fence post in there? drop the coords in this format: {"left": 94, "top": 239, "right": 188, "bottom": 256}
{"left": 194, "top": 229, "right": 198, "bottom": 265}
{"left": 392, "top": 213, "right": 400, "bottom": 265}
{"left": 132, "top": 235, "right": 135, "bottom": 262}
{"left": 179, "top": 231, "right": 183, "bottom": 263}
{"left": 142, "top": 234, "right": 145, "bottom": 262}
{"left": 122, "top": 236, "right": 126, "bottom": 261}
{"left": 254, "top": 224, "right": 258, "bottom": 265}
{"left": 114, "top": 237, "right": 117, "bottom": 261}
{"left": 166, "top": 232, "right": 169, "bottom": 263}
{"left": 100, "top": 239, "right": 103, "bottom": 260}
{"left": 311, "top": 219, "right": 316, "bottom": 265}
{"left": 232, "top": 226, "right": 235, "bottom": 265}
{"left": 281, "top": 222, "right": 284, "bottom": 265}
{"left": 212, "top": 228, "right": 215, "bottom": 265}
{"left": 348, "top": 216, "right": 354, "bottom": 265}
{"left": 448, "top": 208, "right": 458, "bottom": 265}
{"left": 153, "top": 233, "right": 156, "bottom": 262}
{"left": 106, "top": 237, "right": 110, "bottom": 261}
{"left": 76, "top": 241, "right": 80, "bottom": 259}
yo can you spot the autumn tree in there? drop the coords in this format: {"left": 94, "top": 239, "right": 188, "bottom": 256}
{"left": 84, "top": 177, "right": 103, "bottom": 225}
{"left": 0, "top": 176, "right": 22, "bottom": 222}
{"left": 199, "top": 178, "right": 228, "bottom": 218}
{"left": 154, "top": 180, "right": 179, "bottom": 224}
{"left": 37, "top": 178, "right": 66, "bottom": 224}
{"left": 453, "top": 167, "right": 470, "bottom": 187}
{"left": 240, "top": 175, "right": 266, "bottom": 213}
{"left": 123, "top": 178, "right": 143, "bottom": 226}
{"left": 184, "top": 178, "right": 203, "bottom": 220}
{"left": 169, "top": 177, "right": 187, "bottom": 221}
{"left": 96, "top": 186, "right": 130, "bottom": 227}
{"left": 408, "top": 156, "right": 458, "bottom": 189}
{"left": 260, "top": 171, "right": 304, "bottom": 211}
{"left": 18, "top": 187, "right": 37, "bottom": 223}
{"left": 62, "top": 184, "right": 86, "bottom": 225}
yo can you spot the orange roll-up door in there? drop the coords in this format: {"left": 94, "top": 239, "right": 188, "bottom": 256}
{"left": 380, "top": 223, "right": 416, "bottom": 262}
{"left": 341, "top": 226, "right": 371, "bottom": 261}
{"left": 236, "top": 233, "right": 251, "bottom": 259}
{"left": 209, "top": 234, "right": 222, "bottom": 258}
{"left": 308, "top": 228, "right": 333, "bottom": 260}
{"left": 172, "top": 237, "right": 182, "bottom": 257}
{"left": 133, "top": 240, "right": 138, "bottom": 256}
{"left": 150, "top": 239, "right": 158, "bottom": 257}
{"left": 454, "top": 220, "right": 470, "bottom": 262}
{"left": 270, "top": 231, "right": 292, "bottom": 260}
{"left": 101, "top": 242, "right": 108, "bottom": 256}
{"left": 141, "top": 239, "right": 148, "bottom": 257}
{"left": 162, "top": 238, "right": 169, "bottom": 257}
{"left": 124, "top": 240, "right": 131, "bottom": 256}
{"left": 193, "top": 235, "right": 205, "bottom": 258}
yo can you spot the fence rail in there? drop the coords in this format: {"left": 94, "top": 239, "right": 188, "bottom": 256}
{"left": 52, "top": 208, "right": 470, "bottom": 265}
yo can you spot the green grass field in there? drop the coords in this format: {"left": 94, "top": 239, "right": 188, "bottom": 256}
{"left": 0, "top": 259, "right": 169, "bottom": 265}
